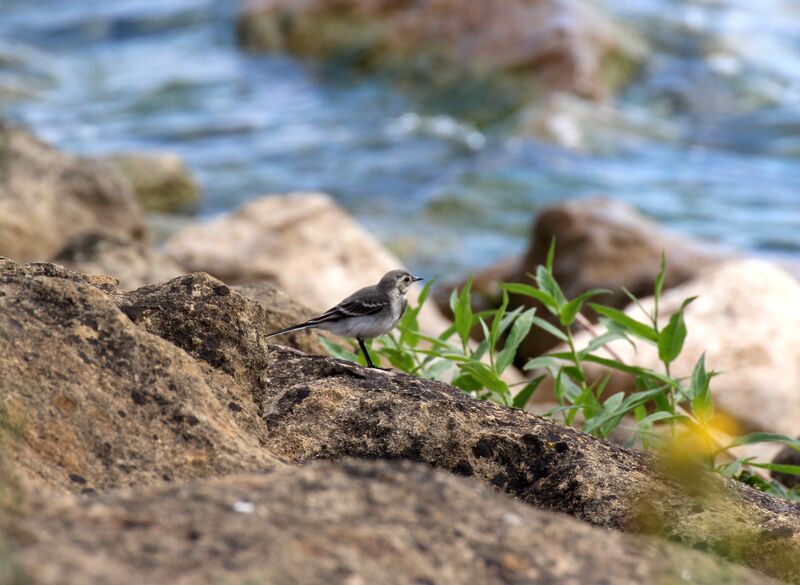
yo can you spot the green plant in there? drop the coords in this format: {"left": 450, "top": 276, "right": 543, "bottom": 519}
{"left": 322, "top": 247, "right": 800, "bottom": 498}
{"left": 322, "top": 278, "right": 544, "bottom": 407}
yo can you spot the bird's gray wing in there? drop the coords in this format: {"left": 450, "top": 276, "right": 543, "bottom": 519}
{"left": 306, "top": 286, "right": 388, "bottom": 324}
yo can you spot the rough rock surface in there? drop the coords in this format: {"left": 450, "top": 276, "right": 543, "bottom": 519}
{"left": 108, "top": 151, "right": 199, "bottom": 213}
{"left": 436, "top": 198, "right": 730, "bottom": 359}
{"left": 546, "top": 260, "right": 800, "bottom": 437}
{"left": 0, "top": 126, "right": 146, "bottom": 262}
{"left": 54, "top": 231, "right": 185, "bottom": 291}
{"left": 12, "top": 460, "right": 780, "bottom": 585}
{"left": 237, "top": 0, "right": 644, "bottom": 110}
{"left": 2, "top": 258, "right": 800, "bottom": 583}
{"left": 117, "top": 272, "right": 335, "bottom": 403}
{"left": 0, "top": 259, "right": 279, "bottom": 493}
{"left": 260, "top": 346, "right": 800, "bottom": 583}
{"left": 164, "top": 192, "right": 452, "bottom": 335}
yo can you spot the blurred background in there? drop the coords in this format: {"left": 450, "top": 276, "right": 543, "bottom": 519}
{"left": 1, "top": 0, "right": 799, "bottom": 278}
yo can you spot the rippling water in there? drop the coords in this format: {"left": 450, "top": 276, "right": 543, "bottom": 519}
{"left": 1, "top": 0, "right": 799, "bottom": 277}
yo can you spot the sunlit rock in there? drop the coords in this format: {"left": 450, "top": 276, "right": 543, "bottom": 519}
{"left": 163, "top": 192, "right": 452, "bottom": 336}
{"left": 0, "top": 125, "right": 146, "bottom": 262}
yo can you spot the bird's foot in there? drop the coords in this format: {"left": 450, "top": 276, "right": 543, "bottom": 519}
{"left": 367, "top": 364, "right": 392, "bottom": 372}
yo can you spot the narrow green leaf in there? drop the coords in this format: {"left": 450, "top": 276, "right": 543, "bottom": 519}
{"left": 690, "top": 353, "right": 714, "bottom": 420}
{"left": 658, "top": 296, "right": 697, "bottom": 364}
{"left": 546, "top": 237, "right": 556, "bottom": 273}
{"left": 415, "top": 350, "right": 472, "bottom": 362}
{"left": 436, "top": 322, "right": 458, "bottom": 342}
{"left": 748, "top": 462, "right": 800, "bottom": 476}
{"left": 570, "top": 353, "right": 681, "bottom": 389}
{"left": 478, "top": 316, "right": 492, "bottom": 351}
{"left": 380, "top": 348, "right": 416, "bottom": 372}
{"left": 397, "top": 328, "right": 455, "bottom": 349}
{"left": 689, "top": 353, "right": 709, "bottom": 398}
{"left": 621, "top": 387, "right": 670, "bottom": 412}
{"left": 536, "top": 265, "right": 567, "bottom": 309}
{"left": 531, "top": 316, "right": 568, "bottom": 342}
{"left": 559, "top": 289, "right": 610, "bottom": 326}
{"left": 451, "top": 373, "right": 483, "bottom": 393}
{"left": 469, "top": 339, "right": 489, "bottom": 362}
{"left": 422, "top": 358, "right": 455, "bottom": 381}
{"left": 490, "top": 290, "right": 510, "bottom": 348}
{"left": 582, "top": 330, "right": 625, "bottom": 355}
{"left": 454, "top": 279, "right": 474, "bottom": 349}
{"left": 512, "top": 375, "right": 545, "bottom": 409}
{"left": 590, "top": 304, "right": 658, "bottom": 342}
{"left": 718, "top": 458, "right": 748, "bottom": 478}
{"left": 320, "top": 338, "right": 359, "bottom": 362}
{"left": 501, "top": 283, "right": 559, "bottom": 313}
{"left": 496, "top": 308, "right": 536, "bottom": 373}
{"left": 603, "top": 392, "right": 626, "bottom": 413}
{"left": 636, "top": 411, "right": 679, "bottom": 427}
{"left": 416, "top": 277, "right": 435, "bottom": 306}
{"left": 561, "top": 364, "right": 586, "bottom": 384}
{"left": 495, "top": 306, "right": 523, "bottom": 341}
{"left": 603, "top": 320, "right": 639, "bottom": 352}
{"left": 459, "top": 362, "right": 509, "bottom": 396}
{"left": 448, "top": 287, "right": 459, "bottom": 316}
{"left": 723, "top": 433, "right": 800, "bottom": 453}
{"left": 583, "top": 391, "right": 626, "bottom": 436}
{"left": 655, "top": 252, "right": 667, "bottom": 302}
{"left": 621, "top": 286, "right": 654, "bottom": 324}
{"left": 524, "top": 355, "right": 564, "bottom": 372}
{"left": 554, "top": 371, "right": 582, "bottom": 403}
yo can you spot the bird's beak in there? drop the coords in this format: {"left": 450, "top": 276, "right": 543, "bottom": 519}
{"left": 412, "top": 276, "right": 424, "bottom": 282}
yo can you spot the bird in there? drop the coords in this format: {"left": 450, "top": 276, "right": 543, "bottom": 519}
{"left": 265, "top": 269, "right": 423, "bottom": 368}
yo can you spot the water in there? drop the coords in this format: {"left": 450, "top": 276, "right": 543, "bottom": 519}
{"left": 1, "top": 0, "right": 799, "bottom": 277}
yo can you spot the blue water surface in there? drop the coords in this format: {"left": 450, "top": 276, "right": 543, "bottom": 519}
{"left": 1, "top": 0, "right": 798, "bottom": 277}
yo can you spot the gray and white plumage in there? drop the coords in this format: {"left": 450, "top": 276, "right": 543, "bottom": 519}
{"left": 265, "top": 269, "right": 423, "bottom": 367}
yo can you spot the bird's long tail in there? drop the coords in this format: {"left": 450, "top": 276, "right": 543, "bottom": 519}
{"left": 265, "top": 321, "right": 316, "bottom": 338}
{"left": 266, "top": 306, "right": 344, "bottom": 338}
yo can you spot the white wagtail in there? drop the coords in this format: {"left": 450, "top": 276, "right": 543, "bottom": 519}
{"left": 265, "top": 269, "right": 423, "bottom": 368}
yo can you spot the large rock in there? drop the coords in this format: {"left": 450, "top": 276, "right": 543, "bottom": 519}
{"left": 260, "top": 346, "right": 800, "bottom": 583}
{"left": 538, "top": 260, "right": 800, "bottom": 439}
{"left": 237, "top": 0, "right": 644, "bottom": 124}
{"left": 12, "top": 460, "right": 779, "bottom": 585}
{"left": 164, "top": 192, "right": 452, "bottom": 336}
{"left": 53, "top": 231, "right": 185, "bottom": 291}
{"left": 0, "top": 258, "right": 279, "bottom": 493}
{"left": 3, "top": 258, "right": 800, "bottom": 583}
{"left": 0, "top": 126, "right": 146, "bottom": 262}
{"left": 435, "top": 198, "right": 731, "bottom": 359}
{"left": 117, "top": 272, "right": 338, "bottom": 403}
{"left": 108, "top": 151, "right": 199, "bottom": 213}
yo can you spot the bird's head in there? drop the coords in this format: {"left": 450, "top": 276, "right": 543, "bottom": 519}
{"left": 378, "top": 269, "right": 423, "bottom": 295}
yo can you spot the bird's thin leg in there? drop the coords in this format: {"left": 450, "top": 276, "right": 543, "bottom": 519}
{"left": 357, "top": 338, "right": 377, "bottom": 368}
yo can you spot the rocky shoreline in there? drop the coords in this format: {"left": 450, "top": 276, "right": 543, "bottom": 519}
{"left": 1, "top": 257, "right": 799, "bottom": 584}
{"left": 1, "top": 121, "right": 800, "bottom": 584}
